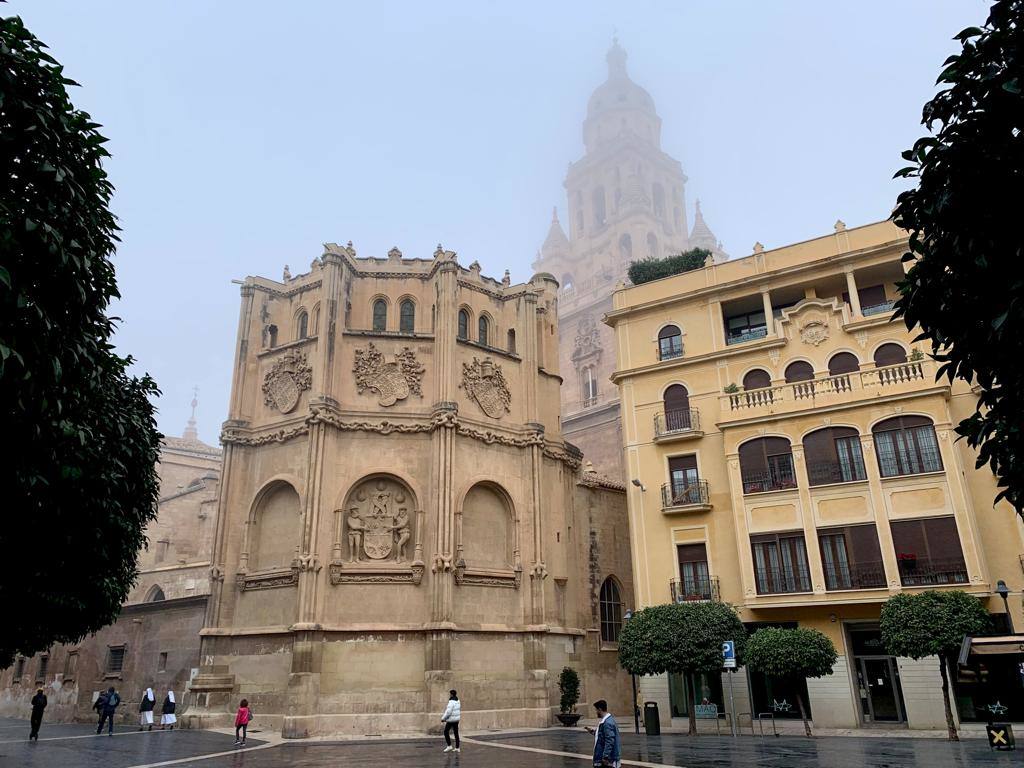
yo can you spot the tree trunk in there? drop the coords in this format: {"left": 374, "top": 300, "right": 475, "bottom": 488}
{"left": 796, "top": 685, "right": 812, "bottom": 738}
{"left": 687, "top": 672, "right": 697, "bottom": 736}
{"left": 938, "top": 653, "right": 959, "bottom": 742}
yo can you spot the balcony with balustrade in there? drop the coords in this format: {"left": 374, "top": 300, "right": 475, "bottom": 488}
{"left": 660, "top": 480, "right": 712, "bottom": 513}
{"left": 719, "top": 359, "right": 942, "bottom": 423}
{"left": 653, "top": 408, "right": 703, "bottom": 443}
{"left": 669, "top": 575, "right": 721, "bottom": 603}
{"left": 896, "top": 556, "right": 968, "bottom": 587}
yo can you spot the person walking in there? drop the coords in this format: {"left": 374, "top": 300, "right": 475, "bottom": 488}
{"left": 29, "top": 687, "right": 47, "bottom": 741}
{"left": 95, "top": 686, "right": 120, "bottom": 736}
{"left": 139, "top": 687, "right": 156, "bottom": 730}
{"left": 160, "top": 690, "right": 176, "bottom": 730}
{"left": 440, "top": 689, "right": 461, "bottom": 753}
{"left": 585, "top": 700, "right": 621, "bottom": 768}
{"left": 234, "top": 698, "right": 252, "bottom": 746}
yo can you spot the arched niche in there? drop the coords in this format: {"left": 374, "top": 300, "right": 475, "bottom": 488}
{"left": 455, "top": 481, "right": 521, "bottom": 588}
{"left": 247, "top": 481, "right": 301, "bottom": 572}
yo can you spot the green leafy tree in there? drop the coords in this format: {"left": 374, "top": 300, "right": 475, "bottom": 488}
{"left": 0, "top": 15, "right": 162, "bottom": 666}
{"left": 745, "top": 627, "right": 838, "bottom": 738}
{"left": 618, "top": 602, "right": 745, "bottom": 736}
{"left": 558, "top": 666, "right": 581, "bottom": 714}
{"left": 627, "top": 248, "right": 711, "bottom": 286}
{"left": 893, "top": 0, "right": 1024, "bottom": 517}
{"left": 880, "top": 591, "right": 990, "bottom": 741}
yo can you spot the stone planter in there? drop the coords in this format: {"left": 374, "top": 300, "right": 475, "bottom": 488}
{"left": 556, "top": 713, "right": 582, "bottom": 727}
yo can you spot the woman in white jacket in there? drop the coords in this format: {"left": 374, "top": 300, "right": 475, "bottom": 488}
{"left": 441, "top": 689, "right": 461, "bottom": 753}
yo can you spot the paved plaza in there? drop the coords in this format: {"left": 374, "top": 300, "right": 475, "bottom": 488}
{"left": 0, "top": 717, "right": 1017, "bottom": 767}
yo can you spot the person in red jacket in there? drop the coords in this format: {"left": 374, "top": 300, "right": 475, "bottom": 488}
{"left": 234, "top": 699, "right": 252, "bottom": 746}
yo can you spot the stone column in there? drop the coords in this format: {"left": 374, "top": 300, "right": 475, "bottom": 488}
{"left": 934, "top": 424, "right": 989, "bottom": 587}
{"left": 844, "top": 267, "right": 862, "bottom": 317}
{"left": 791, "top": 446, "right": 826, "bottom": 594}
{"left": 859, "top": 435, "right": 900, "bottom": 592}
{"left": 725, "top": 453, "right": 759, "bottom": 602}
{"left": 760, "top": 289, "right": 774, "bottom": 337}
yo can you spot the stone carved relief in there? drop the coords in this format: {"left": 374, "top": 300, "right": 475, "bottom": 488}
{"left": 799, "top": 319, "right": 830, "bottom": 346}
{"left": 353, "top": 343, "right": 424, "bottom": 406}
{"left": 235, "top": 565, "right": 299, "bottom": 591}
{"left": 262, "top": 349, "right": 313, "bottom": 413}
{"left": 571, "top": 316, "right": 602, "bottom": 363}
{"left": 460, "top": 357, "right": 511, "bottom": 418}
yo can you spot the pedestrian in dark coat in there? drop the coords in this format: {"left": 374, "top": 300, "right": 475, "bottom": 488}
{"left": 160, "top": 691, "right": 176, "bottom": 729}
{"left": 29, "top": 688, "right": 47, "bottom": 741}
{"left": 95, "top": 686, "right": 120, "bottom": 735}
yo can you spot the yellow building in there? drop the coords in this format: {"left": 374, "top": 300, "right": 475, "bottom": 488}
{"left": 607, "top": 219, "right": 1024, "bottom": 731}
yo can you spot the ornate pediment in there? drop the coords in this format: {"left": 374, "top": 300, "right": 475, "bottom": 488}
{"left": 776, "top": 298, "right": 848, "bottom": 348}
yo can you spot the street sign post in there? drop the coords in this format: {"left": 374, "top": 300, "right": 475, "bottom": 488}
{"left": 722, "top": 640, "right": 737, "bottom": 737}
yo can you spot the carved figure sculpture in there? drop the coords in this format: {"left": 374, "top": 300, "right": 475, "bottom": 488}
{"left": 392, "top": 509, "right": 411, "bottom": 563}
{"left": 344, "top": 479, "right": 413, "bottom": 562}
{"left": 346, "top": 508, "right": 365, "bottom": 562}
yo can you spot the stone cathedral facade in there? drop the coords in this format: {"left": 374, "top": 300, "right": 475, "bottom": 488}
{"left": 188, "top": 245, "right": 633, "bottom": 737}
{"left": 534, "top": 40, "right": 728, "bottom": 477}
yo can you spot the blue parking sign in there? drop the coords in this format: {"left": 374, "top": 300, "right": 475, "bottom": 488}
{"left": 722, "top": 640, "right": 736, "bottom": 668}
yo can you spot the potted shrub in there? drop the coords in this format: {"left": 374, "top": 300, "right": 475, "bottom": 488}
{"left": 556, "top": 666, "right": 581, "bottom": 726}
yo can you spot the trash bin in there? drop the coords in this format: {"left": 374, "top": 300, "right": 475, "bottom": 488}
{"left": 987, "top": 723, "right": 1015, "bottom": 750}
{"left": 643, "top": 701, "right": 660, "bottom": 736}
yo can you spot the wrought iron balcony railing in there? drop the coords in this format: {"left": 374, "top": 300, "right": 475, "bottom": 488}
{"left": 823, "top": 560, "right": 887, "bottom": 591}
{"left": 806, "top": 459, "right": 867, "bottom": 486}
{"left": 726, "top": 327, "right": 768, "bottom": 345}
{"left": 670, "top": 575, "right": 720, "bottom": 603}
{"left": 862, "top": 300, "right": 896, "bottom": 316}
{"left": 897, "top": 556, "right": 968, "bottom": 586}
{"left": 654, "top": 408, "right": 701, "bottom": 437}
{"left": 661, "top": 480, "right": 711, "bottom": 509}
{"left": 754, "top": 564, "right": 812, "bottom": 595}
{"left": 741, "top": 465, "right": 797, "bottom": 494}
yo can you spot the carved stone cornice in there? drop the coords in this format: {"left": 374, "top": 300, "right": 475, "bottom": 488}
{"left": 235, "top": 566, "right": 300, "bottom": 591}
{"left": 253, "top": 279, "right": 323, "bottom": 299}
{"left": 329, "top": 560, "right": 425, "bottom": 585}
{"left": 221, "top": 424, "right": 309, "bottom": 446}
{"left": 454, "top": 560, "right": 521, "bottom": 589}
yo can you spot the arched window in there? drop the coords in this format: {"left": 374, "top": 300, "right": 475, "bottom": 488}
{"left": 399, "top": 299, "right": 415, "bottom": 333}
{"left": 619, "top": 233, "right": 632, "bottom": 261}
{"left": 739, "top": 437, "right": 796, "bottom": 494}
{"left": 145, "top": 585, "right": 165, "bottom": 603}
{"left": 803, "top": 427, "right": 866, "bottom": 485}
{"left": 662, "top": 384, "right": 691, "bottom": 431}
{"left": 599, "top": 577, "right": 623, "bottom": 643}
{"left": 658, "top": 325, "right": 683, "bottom": 360}
{"left": 872, "top": 416, "right": 943, "bottom": 477}
{"left": 646, "top": 232, "right": 658, "bottom": 258}
{"left": 267, "top": 324, "right": 278, "bottom": 348}
{"left": 592, "top": 186, "right": 607, "bottom": 226}
{"left": 296, "top": 311, "right": 308, "bottom": 340}
{"left": 477, "top": 315, "right": 490, "bottom": 346}
{"left": 828, "top": 352, "right": 860, "bottom": 376}
{"left": 310, "top": 304, "right": 320, "bottom": 335}
{"left": 581, "top": 366, "right": 598, "bottom": 405}
{"left": 507, "top": 329, "right": 516, "bottom": 354}
{"left": 653, "top": 183, "right": 666, "bottom": 220}
{"left": 561, "top": 273, "right": 575, "bottom": 291}
{"left": 372, "top": 299, "right": 387, "bottom": 332}
{"left": 742, "top": 369, "right": 772, "bottom": 390}
{"left": 874, "top": 343, "right": 907, "bottom": 367}
{"left": 457, "top": 309, "right": 470, "bottom": 340}
{"left": 784, "top": 361, "right": 814, "bottom": 382}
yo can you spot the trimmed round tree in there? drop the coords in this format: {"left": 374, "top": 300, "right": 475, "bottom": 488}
{"left": 880, "top": 590, "right": 990, "bottom": 741}
{"left": 0, "top": 16, "right": 162, "bottom": 665}
{"left": 745, "top": 627, "right": 837, "bottom": 737}
{"left": 618, "top": 602, "right": 746, "bottom": 736}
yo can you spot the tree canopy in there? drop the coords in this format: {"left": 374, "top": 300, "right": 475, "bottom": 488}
{"left": 627, "top": 248, "right": 710, "bottom": 286}
{"left": 892, "top": 0, "right": 1024, "bottom": 517}
{"left": 0, "top": 15, "right": 162, "bottom": 666}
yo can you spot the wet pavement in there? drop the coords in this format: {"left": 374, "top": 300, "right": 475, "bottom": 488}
{"left": 0, "top": 716, "right": 1017, "bottom": 767}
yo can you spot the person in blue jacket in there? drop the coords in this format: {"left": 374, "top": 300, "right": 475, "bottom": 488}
{"left": 585, "top": 699, "right": 621, "bottom": 768}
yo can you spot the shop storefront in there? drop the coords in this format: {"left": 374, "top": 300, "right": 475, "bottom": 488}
{"left": 956, "top": 635, "right": 1024, "bottom": 723}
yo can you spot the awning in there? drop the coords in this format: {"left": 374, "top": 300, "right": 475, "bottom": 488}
{"left": 958, "top": 634, "right": 1024, "bottom": 666}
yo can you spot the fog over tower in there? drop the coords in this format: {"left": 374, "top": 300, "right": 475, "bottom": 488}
{"left": 535, "top": 39, "right": 727, "bottom": 477}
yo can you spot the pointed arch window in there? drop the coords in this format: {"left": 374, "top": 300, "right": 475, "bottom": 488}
{"left": 267, "top": 324, "right": 278, "bottom": 348}
{"left": 457, "top": 309, "right": 470, "bottom": 340}
{"left": 296, "top": 311, "right": 309, "bottom": 340}
{"left": 145, "top": 585, "right": 166, "bottom": 603}
{"left": 507, "top": 329, "right": 516, "bottom": 354}
{"left": 372, "top": 299, "right": 387, "bottom": 332}
{"left": 399, "top": 299, "right": 415, "bottom": 334}
{"left": 646, "top": 232, "right": 658, "bottom": 258}
{"left": 599, "top": 578, "right": 623, "bottom": 643}
{"left": 478, "top": 315, "right": 489, "bottom": 346}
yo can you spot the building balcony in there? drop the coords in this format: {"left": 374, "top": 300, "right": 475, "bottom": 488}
{"left": 653, "top": 408, "right": 703, "bottom": 442}
{"left": 670, "top": 575, "right": 720, "bottom": 603}
{"left": 741, "top": 468, "right": 797, "bottom": 495}
{"left": 897, "top": 556, "right": 968, "bottom": 587}
{"left": 726, "top": 327, "right": 768, "bottom": 346}
{"left": 823, "top": 561, "right": 887, "bottom": 591}
{"left": 754, "top": 565, "right": 812, "bottom": 595}
{"left": 660, "top": 480, "right": 712, "bottom": 513}
{"left": 582, "top": 395, "right": 598, "bottom": 409}
{"left": 720, "top": 360, "right": 938, "bottom": 422}
{"left": 861, "top": 300, "right": 896, "bottom": 317}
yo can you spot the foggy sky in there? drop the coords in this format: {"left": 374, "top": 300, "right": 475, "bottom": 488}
{"left": 12, "top": 1, "right": 987, "bottom": 444}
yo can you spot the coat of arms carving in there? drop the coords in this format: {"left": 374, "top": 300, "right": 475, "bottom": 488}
{"left": 460, "top": 357, "right": 511, "bottom": 419}
{"left": 262, "top": 349, "right": 313, "bottom": 413}
{"left": 799, "top": 320, "right": 830, "bottom": 346}
{"left": 344, "top": 479, "right": 413, "bottom": 563}
{"left": 353, "top": 343, "right": 424, "bottom": 406}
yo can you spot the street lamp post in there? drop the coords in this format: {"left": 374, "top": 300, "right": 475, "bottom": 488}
{"left": 996, "top": 580, "right": 1014, "bottom": 634}
{"left": 624, "top": 609, "right": 640, "bottom": 734}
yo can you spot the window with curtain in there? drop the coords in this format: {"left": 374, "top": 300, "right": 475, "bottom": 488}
{"left": 599, "top": 578, "right": 623, "bottom": 643}
{"left": 739, "top": 437, "right": 796, "bottom": 493}
{"left": 675, "top": 543, "right": 711, "bottom": 601}
{"left": 478, "top": 315, "right": 489, "bottom": 346}
{"left": 872, "top": 416, "right": 943, "bottom": 477}
{"left": 457, "top": 309, "right": 469, "bottom": 340}
{"left": 803, "top": 427, "right": 866, "bottom": 485}
{"left": 658, "top": 325, "right": 683, "bottom": 360}
{"left": 890, "top": 516, "right": 967, "bottom": 585}
{"left": 372, "top": 299, "right": 387, "bottom": 332}
{"left": 399, "top": 300, "right": 415, "bottom": 333}
{"left": 818, "top": 524, "right": 885, "bottom": 590}
{"left": 751, "top": 533, "right": 811, "bottom": 594}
